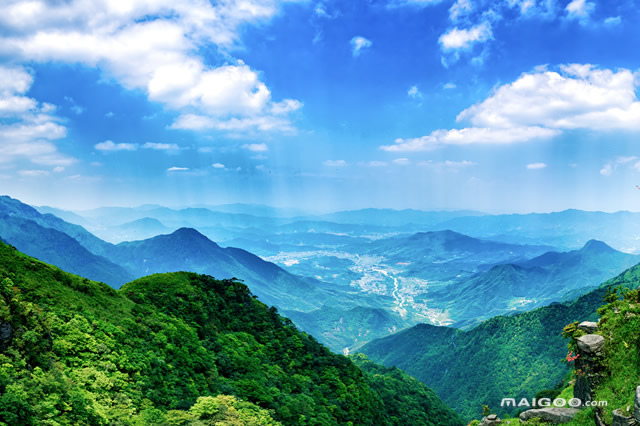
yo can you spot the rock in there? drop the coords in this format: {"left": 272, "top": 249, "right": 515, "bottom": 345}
{"left": 577, "top": 334, "right": 605, "bottom": 356}
{"left": 519, "top": 408, "right": 580, "bottom": 424}
{"left": 612, "top": 409, "right": 635, "bottom": 426}
{"left": 578, "top": 321, "right": 599, "bottom": 333}
{"left": 574, "top": 375, "right": 591, "bottom": 404}
{"left": 635, "top": 386, "right": 640, "bottom": 423}
{"left": 480, "top": 414, "right": 501, "bottom": 425}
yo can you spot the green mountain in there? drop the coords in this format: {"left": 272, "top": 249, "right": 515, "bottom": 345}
{"left": 359, "top": 264, "right": 640, "bottom": 421}
{"left": 108, "top": 227, "right": 372, "bottom": 312}
{"left": 284, "top": 306, "right": 411, "bottom": 353}
{"left": 0, "top": 240, "right": 463, "bottom": 425}
{"left": 428, "top": 240, "right": 639, "bottom": 327}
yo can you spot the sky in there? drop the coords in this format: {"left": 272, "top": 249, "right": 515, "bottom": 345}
{"left": 1, "top": 0, "right": 640, "bottom": 213}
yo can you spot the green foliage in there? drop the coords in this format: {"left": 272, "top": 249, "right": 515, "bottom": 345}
{"left": 0, "top": 241, "right": 458, "bottom": 425}
{"left": 360, "top": 263, "right": 640, "bottom": 421}
{"left": 350, "top": 354, "right": 464, "bottom": 426}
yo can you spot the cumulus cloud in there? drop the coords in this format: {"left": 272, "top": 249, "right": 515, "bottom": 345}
{"left": 19, "top": 169, "right": 50, "bottom": 177}
{"left": 0, "top": 65, "right": 73, "bottom": 167}
{"left": 603, "top": 16, "right": 622, "bottom": 26}
{"left": 387, "top": 0, "right": 444, "bottom": 7}
{"left": 443, "top": 82, "right": 457, "bottom": 89}
{"left": 0, "top": 0, "right": 304, "bottom": 134}
{"left": 350, "top": 36, "right": 372, "bottom": 56}
{"left": 211, "top": 163, "right": 225, "bottom": 169}
{"left": 527, "top": 162, "right": 547, "bottom": 169}
{"left": 167, "top": 166, "right": 189, "bottom": 172}
{"left": 383, "top": 64, "right": 640, "bottom": 152}
{"left": 323, "top": 159, "right": 348, "bottom": 167}
{"left": 439, "top": 22, "right": 493, "bottom": 50}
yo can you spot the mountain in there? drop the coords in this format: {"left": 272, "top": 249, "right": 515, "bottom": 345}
{"left": 426, "top": 240, "right": 639, "bottom": 327}
{"left": 0, "top": 210, "right": 132, "bottom": 287}
{"left": 433, "top": 209, "right": 640, "bottom": 252}
{"left": 284, "top": 305, "right": 411, "bottom": 353}
{"left": 313, "top": 208, "right": 485, "bottom": 227}
{"left": 108, "top": 217, "right": 173, "bottom": 242}
{"left": 108, "top": 227, "right": 370, "bottom": 312}
{"left": 359, "top": 264, "right": 640, "bottom": 421}
{"left": 0, "top": 240, "right": 463, "bottom": 425}
{"left": 0, "top": 195, "right": 116, "bottom": 258}
{"left": 361, "top": 230, "right": 553, "bottom": 281}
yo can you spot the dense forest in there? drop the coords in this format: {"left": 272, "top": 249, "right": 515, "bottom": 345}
{"left": 360, "top": 265, "right": 640, "bottom": 421}
{"left": 0, "top": 240, "right": 462, "bottom": 425}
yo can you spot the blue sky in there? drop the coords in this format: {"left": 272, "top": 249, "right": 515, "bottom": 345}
{"left": 1, "top": 0, "right": 640, "bottom": 213}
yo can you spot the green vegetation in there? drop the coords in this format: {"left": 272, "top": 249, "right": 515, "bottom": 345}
{"left": 0, "top": 241, "right": 461, "bottom": 425}
{"left": 360, "top": 264, "right": 640, "bottom": 421}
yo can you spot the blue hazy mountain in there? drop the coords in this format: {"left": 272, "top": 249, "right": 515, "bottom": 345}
{"left": 0, "top": 213, "right": 132, "bottom": 286}
{"left": 433, "top": 209, "right": 640, "bottom": 252}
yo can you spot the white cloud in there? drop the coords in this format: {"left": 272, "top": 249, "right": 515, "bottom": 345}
{"left": 0, "top": 0, "right": 303, "bottom": 135}
{"left": 19, "top": 169, "right": 50, "bottom": 177}
{"left": 449, "top": 0, "right": 474, "bottom": 21}
{"left": 167, "top": 166, "right": 189, "bottom": 172}
{"left": 418, "top": 160, "right": 476, "bottom": 170}
{"left": 458, "top": 65, "right": 640, "bottom": 131}
{"left": 565, "top": 0, "right": 595, "bottom": 23}
{"left": 142, "top": 142, "right": 179, "bottom": 150}
{"left": 95, "top": 140, "right": 138, "bottom": 151}
{"left": 0, "top": 65, "right": 73, "bottom": 167}
{"left": 600, "top": 156, "right": 638, "bottom": 176}
{"left": 443, "top": 82, "right": 457, "bottom": 89}
{"left": 408, "top": 85, "right": 422, "bottom": 99}
{"left": 604, "top": 16, "right": 621, "bottom": 26}
{"left": 439, "top": 21, "right": 492, "bottom": 50}
{"left": 383, "top": 64, "right": 640, "bottom": 152}
{"left": 381, "top": 126, "right": 558, "bottom": 151}
{"left": 242, "top": 143, "right": 269, "bottom": 152}
{"left": 393, "top": 158, "right": 410, "bottom": 165}
{"left": 211, "top": 163, "right": 225, "bottom": 169}
{"left": 527, "top": 162, "right": 547, "bottom": 169}
{"left": 323, "top": 159, "right": 347, "bottom": 167}
{"left": 350, "top": 36, "right": 372, "bottom": 57}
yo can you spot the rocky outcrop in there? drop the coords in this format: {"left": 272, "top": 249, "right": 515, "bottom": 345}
{"left": 574, "top": 334, "right": 606, "bottom": 405}
{"left": 612, "top": 409, "right": 635, "bottom": 426}
{"left": 577, "top": 321, "right": 598, "bottom": 333}
{"left": 519, "top": 407, "right": 579, "bottom": 423}
{"left": 480, "top": 414, "right": 501, "bottom": 425}
{"left": 576, "top": 334, "right": 605, "bottom": 355}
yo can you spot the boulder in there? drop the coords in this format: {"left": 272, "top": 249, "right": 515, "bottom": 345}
{"left": 519, "top": 407, "right": 580, "bottom": 424}
{"left": 635, "top": 386, "right": 640, "bottom": 423}
{"left": 574, "top": 375, "right": 591, "bottom": 404}
{"left": 480, "top": 414, "right": 501, "bottom": 425}
{"left": 577, "top": 334, "right": 605, "bottom": 356}
{"left": 612, "top": 409, "right": 635, "bottom": 426}
{"left": 578, "top": 321, "right": 598, "bottom": 333}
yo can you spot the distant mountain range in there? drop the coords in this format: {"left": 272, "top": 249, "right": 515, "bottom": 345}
{"left": 5, "top": 194, "right": 640, "bottom": 354}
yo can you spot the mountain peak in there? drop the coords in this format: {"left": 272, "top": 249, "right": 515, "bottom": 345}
{"left": 581, "top": 239, "right": 615, "bottom": 254}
